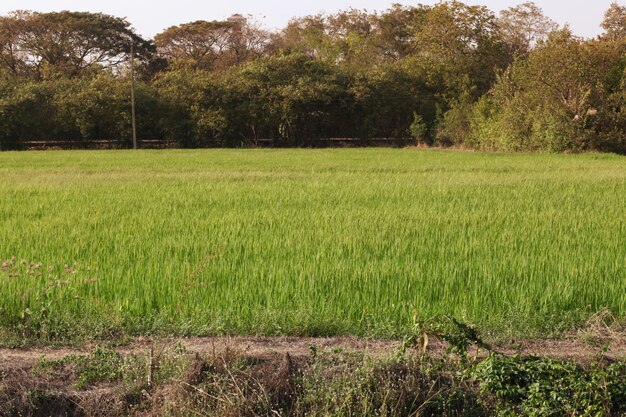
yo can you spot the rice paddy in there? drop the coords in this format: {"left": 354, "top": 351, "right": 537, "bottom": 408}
{"left": 0, "top": 149, "right": 625, "bottom": 341}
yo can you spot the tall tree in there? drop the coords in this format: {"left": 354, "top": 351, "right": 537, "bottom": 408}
{"left": 280, "top": 15, "right": 337, "bottom": 60}
{"left": 465, "top": 28, "right": 626, "bottom": 152}
{"left": 413, "top": 1, "right": 510, "bottom": 97}
{"left": 222, "top": 15, "right": 273, "bottom": 68}
{"left": 154, "top": 20, "right": 234, "bottom": 70}
{"left": 325, "top": 8, "right": 376, "bottom": 65}
{"left": 373, "top": 4, "right": 429, "bottom": 61}
{"left": 498, "top": 2, "right": 557, "bottom": 55}
{"left": 0, "top": 11, "right": 152, "bottom": 78}
{"left": 0, "top": 12, "right": 30, "bottom": 77}
{"left": 601, "top": 2, "right": 626, "bottom": 41}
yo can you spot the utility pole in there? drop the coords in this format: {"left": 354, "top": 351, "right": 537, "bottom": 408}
{"left": 130, "top": 40, "right": 138, "bottom": 150}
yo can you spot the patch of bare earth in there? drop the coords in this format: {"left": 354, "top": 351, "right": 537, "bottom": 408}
{"left": 1, "top": 332, "right": 625, "bottom": 371}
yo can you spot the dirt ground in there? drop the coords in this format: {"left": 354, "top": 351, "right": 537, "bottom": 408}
{"left": 1, "top": 333, "right": 625, "bottom": 370}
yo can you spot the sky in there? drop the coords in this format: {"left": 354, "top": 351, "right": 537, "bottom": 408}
{"left": 0, "top": 0, "right": 623, "bottom": 39}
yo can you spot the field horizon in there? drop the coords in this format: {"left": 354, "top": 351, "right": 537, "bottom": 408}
{"left": 1, "top": 148, "right": 624, "bottom": 345}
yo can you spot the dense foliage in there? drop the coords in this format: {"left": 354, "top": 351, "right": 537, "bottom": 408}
{"left": 0, "top": 2, "right": 625, "bottom": 152}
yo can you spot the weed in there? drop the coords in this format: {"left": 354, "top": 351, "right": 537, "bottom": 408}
{"left": 473, "top": 355, "right": 626, "bottom": 416}
{"left": 35, "top": 346, "right": 123, "bottom": 389}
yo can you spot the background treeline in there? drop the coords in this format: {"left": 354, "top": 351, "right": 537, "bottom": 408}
{"left": 0, "top": 2, "right": 625, "bottom": 152}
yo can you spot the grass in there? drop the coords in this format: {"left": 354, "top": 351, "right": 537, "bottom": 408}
{"left": 0, "top": 149, "right": 624, "bottom": 343}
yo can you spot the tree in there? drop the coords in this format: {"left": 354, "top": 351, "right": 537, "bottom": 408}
{"left": 0, "top": 78, "right": 66, "bottom": 148}
{"left": 278, "top": 6, "right": 429, "bottom": 65}
{"left": 498, "top": 2, "right": 557, "bottom": 55}
{"left": 373, "top": 4, "right": 429, "bottom": 61}
{"left": 0, "top": 11, "right": 152, "bottom": 78}
{"left": 279, "top": 15, "right": 338, "bottom": 60}
{"left": 153, "top": 68, "right": 226, "bottom": 146}
{"left": 0, "top": 12, "right": 31, "bottom": 77}
{"left": 325, "top": 9, "right": 377, "bottom": 65}
{"left": 224, "top": 16, "right": 273, "bottom": 68}
{"left": 222, "top": 54, "right": 352, "bottom": 145}
{"left": 154, "top": 20, "right": 234, "bottom": 70}
{"left": 601, "top": 2, "right": 626, "bottom": 41}
{"left": 412, "top": 1, "right": 510, "bottom": 98}
{"left": 465, "top": 28, "right": 626, "bottom": 152}
{"left": 350, "top": 62, "right": 434, "bottom": 142}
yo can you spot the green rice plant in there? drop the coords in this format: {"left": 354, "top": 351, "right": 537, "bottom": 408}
{"left": 0, "top": 149, "right": 624, "bottom": 342}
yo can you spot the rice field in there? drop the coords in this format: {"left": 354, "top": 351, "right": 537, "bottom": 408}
{"left": 0, "top": 149, "right": 625, "bottom": 341}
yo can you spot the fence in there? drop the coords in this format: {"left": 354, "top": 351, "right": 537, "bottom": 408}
{"left": 4, "top": 137, "right": 414, "bottom": 150}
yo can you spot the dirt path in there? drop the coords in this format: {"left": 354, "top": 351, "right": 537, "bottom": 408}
{"left": 1, "top": 335, "right": 625, "bottom": 417}
{"left": 1, "top": 334, "right": 625, "bottom": 370}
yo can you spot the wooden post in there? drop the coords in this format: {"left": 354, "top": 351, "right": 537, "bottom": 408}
{"left": 130, "top": 41, "right": 138, "bottom": 150}
{"left": 147, "top": 346, "right": 153, "bottom": 387}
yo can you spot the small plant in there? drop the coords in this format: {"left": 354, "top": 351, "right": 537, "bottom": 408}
{"left": 35, "top": 346, "right": 123, "bottom": 389}
{"left": 402, "top": 315, "right": 494, "bottom": 365}
{"left": 473, "top": 354, "right": 626, "bottom": 416}
{"left": 409, "top": 112, "right": 428, "bottom": 145}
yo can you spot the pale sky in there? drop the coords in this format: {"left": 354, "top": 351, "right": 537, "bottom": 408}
{"left": 0, "top": 0, "right": 623, "bottom": 39}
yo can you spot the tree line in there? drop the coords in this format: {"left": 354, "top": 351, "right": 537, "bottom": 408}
{"left": 0, "top": 2, "right": 625, "bottom": 152}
